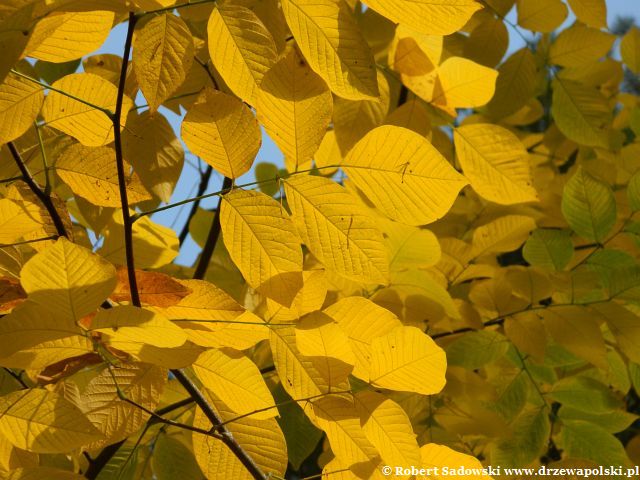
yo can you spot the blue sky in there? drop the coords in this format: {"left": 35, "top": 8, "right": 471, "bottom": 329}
{"left": 92, "top": 0, "right": 639, "bottom": 266}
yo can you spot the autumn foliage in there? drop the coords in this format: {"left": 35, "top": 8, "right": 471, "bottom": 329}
{"left": 1, "top": 0, "right": 640, "bottom": 479}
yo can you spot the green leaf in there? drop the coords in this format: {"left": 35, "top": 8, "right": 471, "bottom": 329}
{"left": 560, "top": 420, "right": 631, "bottom": 471}
{"left": 561, "top": 166, "right": 616, "bottom": 242}
{"left": 491, "top": 407, "right": 550, "bottom": 468}
{"left": 151, "top": 433, "right": 203, "bottom": 480}
{"left": 549, "top": 376, "right": 621, "bottom": 413}
{"left": 446, "top": 330, "right": 510, "bottom": 369}
{"left": 522, "top": 229, "right": 573, "bottom": 270}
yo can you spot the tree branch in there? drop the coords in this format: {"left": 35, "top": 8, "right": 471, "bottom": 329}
{"left": 178, "top": 164, "right": 213, "bottom": 245}
{"left": 7, "top": 141, "right": 68, "bottom": 238}
{"left": 113, "top": 12, "right": 141, "bottom": 307}
{"left": 193, "top": 176, "right": 232, "bottom": 279}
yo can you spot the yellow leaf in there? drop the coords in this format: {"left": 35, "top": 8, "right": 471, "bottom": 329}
{"left": 0, "top": 72, "right": 44, "bottom": 144}
{"left": 471, "top": 215, "right": 536, "bottom": 257}
{"left": 207, "top": 3, "right": 277, "bottom": 105}
{"left": 516, "top": 0, "right": 567, "bottom": 33}
{"left": 295, "top": 312, "right": 356, "bottom": 386}
{"left": 42, "top": 73, "right": 133, "bottom": 147}
{"left": 549, "top": 24, "right": 614, "bottom": 67}
{"left": 567, "top": 0, "right": 607, "bottom": 28}
{"left": 621, "top": 27, "right": 640, "bottom": 74}
{"left": 122, "top": 110, "right": 184, "bottom": 203}
{"left": 0, "top": 199, "right": 41, "bottom": 244}
{"left": 0, "top": 335, "right": 94, "bottom": 370}
{"left": 160, "top": 279, "right": 246, "bottom": 322}
{"left": 364, "top": 0, "right": 481, "bottom": 35}
{"left": 0, "top": 8, "right": 31, "bottom": 84}
{"left": 454, "top": 123, "right": 538, "bottom": 205}
{"left": 20, "top": 237, "right": 116, "bottom": 322}
{"left": 333, "top": 70, "right": 391, "bottom": 155}
{"left": 133, "top": 13, "right": 194, "bottom": 112}
{"left": 591, "top": 302, "right": 640, "bottom": 364}
{"left": 0, "top": 435, "right": 38, "bottom": 474}
{"left": 3, "top": 467, "right": 89, "bottom": 480}
{"left": 257, "top": 47, "right": 333, "bottom": 172}
{"left": 111, "top": 267, "right": 191, "bottom": 307}
{"left": 309, "top": 396, "right": 380, "bottom": 478}
{"left": 281, "top": 0, "right": 379, "bottom": 100}
{"left": 24, "top": 10, "right": 114, "bottom": 63}
{"left": 344, "top": 125, "right": 468, "bottom": 225}
{"left": 264, "top": 270, "right": 329, "bottom": 323}
{"left": 182, "top": 89, "right": 261, "bottom": 178}
{"left": 419, "top": 443, "right": 492, "bottom": 479}
{"left": 385, "top": 98, "right": 432, "bottom": 138}
{"left": 99, "top": 211, "right": 179, "bottom": 269}
{"left": 193, "top": 347, "right": 277, "bottom": 420}
{"left": 380, "top": 219, "right": 441, "bottom": 271}
{"left": 323, "top": 297, "right": 402, "bottom": 380}
{"left": 75, "top": 362, "right": 166, "bottom": 450}
{"left": 0, "top": 389, "right": 102, "bottom": 453}
{"left": 56, "top": 143, "right": 151, "bottom": 207}
{"left": 353, "top": 391, "right": 421, "bottom": 471}
{"left": 369, "top": 326, "right": 447, "bottom": 394}
{"left": 551, "top": 77, "right": 611, "bottom": 148}
{"left": 485, "top": 48, "right": 537, "bottom": 119}
{"left": 464, "top": 11, "right": 509, "bottom": 67}
{"left": 284, "top": 175, "right": 389, "bottom": 284}
{"left": 220, "top": 189, "right": 303, "bottom": 307}
{"left": 192, "top": 390, "right": 287, "bottom": 479}
{"left": 91, "top": 305, "right": 187, "bottom": 348}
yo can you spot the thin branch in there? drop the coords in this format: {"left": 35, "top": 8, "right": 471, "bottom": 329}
{"left": 178, "top": 164, "right": 213, "bottom": 244}
{"left": 34, "top": 122, "right": 51, "bottom": 196}
{"left": 0, "top": 235, "right": 59, "bottom": 249}
{"left": 7, "top": 142, "right": 68, "bottom": 238}
{"left": 193, "top": 176, "right": 232, "bottom": 279}
{"left": 3, "top": 368, "right": 28, "bottom": 389}
{"left": 113, "top": 13, "right": 141, "bottom": 307}
{"left": 140, "top": 0, "right": 217, "bottom": 16}
{"left": 169, "top": 369, "right": 267, "bottom": 479}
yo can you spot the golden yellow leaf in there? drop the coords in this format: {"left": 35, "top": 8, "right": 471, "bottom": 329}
{"left": 0, "top": 335, "right": 94, "bottom": 370}
{"left": 419, "top": 443, "right": 492, "bottom": 479}
{"left": 353, "top": 391, "right": 421, "bottom": 472}
{"left": 0, "top": 199, "right": 41, "bottom": 244}
{"left": 369, "top": 326, "right": 447, "bottom": 394}
{"left": 42, "top": 73, "right": 133, "bottom": 147}
{"left": 284, "top": 175, "right": 389, "bottom": 284}
{"left": 4, "top": 467, "right": 86, "bottom": 480}
{"left": 257, "top": 47, "right": 333, "bottom": 172}
{"left": 281, "top": 0, "right": 379, "bottom": 100}
{"left": 485, "top": 48, "right": 537, "bottom": 119}
{"left": 133, "top": 13, "right": 194, "bottom": 112}
{"left": 364, "top": 0, "right": 481, "bottom": 35}
{"left": 549, "top": 24, "right": 614, "bottom": 67}
{"left": 464, "top": 11, "right": 508, "bottom": 67}
{"left": 182, "top": 89, "right": 261, "bottom": 178}
{"left": 621, "top": 27, "right": 640, "bottom": 74}
{"left": 0, "top": 436, "right": 38, "bottom": 474}
{"left": 295, "top": 312, "right": 356, "bottom": 386}
{"left": 91, "top": 305, "right": 188, "bottom": 349}
{"left": 0, "top": 389, "right": 102, "bottom": 453}
{"left": 385, "top": 98, "right": 432, "bottom": 138}
{"left": 516, "top": 0, "right": 567, "bottom": 33}
{"left": 380, "top": 218, "right": 441, "bottom": 270}
{"left": 344, "top": 125, "right": 467, "bottom": 225}
{"left": 567, "top": 0, "right": 607, "bottom": 28}
{"left": 264, "top": 270, "right": 328, "bottom": 323}
{"left": 220, "top": 189, "right": 303, "bottom": 307}
{"left": 207, "top": 3, "right": 277, "bottom": 105}
{"left": 56, "top": 143, "right": 151, "bottom": 207}
{"left": 111, "top": 267, "right": 191, "bottom": 307}
{"left": 24, "top": 10, "right": 114, "bottom": 63}
{"left": 193, "top": 347, "right": 277, "bottom": 420}
{"left": 0, "top": 72, "right": 44, "bottom": 145}
{"left": 454, "top": 123, "right": 538, "bottom": 204}
{"left": 323, "top": 297, "right": 402, "bottom": 380}
{"left": 20, "top": 237, "right": 116, "bottom": 322}
{"left": 471, "top": 215, "right": 536, "bottom": 257}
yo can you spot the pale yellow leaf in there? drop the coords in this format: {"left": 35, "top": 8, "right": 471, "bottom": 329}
{"left": 549, "top": 24, "right": 614, "bottom": 67}
{"left": 193, "top": 347, "right": 277, "bottom": 420}
{"left": 0, "top": 199, "right": 41, "bottom": 244}
{"left": 454, "top": 123, "right": 538, "bottom": 204}
{"left": 207, "top": 3, "right": 277, "bottom": 104}
{"left": 364, "top": 0, "right": 481, "bottom": 35}
{"left": 284, "top": 175, "right": 388, "bottom": 284}
{"left": 419, "top": 443, "right": 492, "bottom": 479}
{"left": 133, "top": 13, "right": 194, "bottom": 112}
{"left": 471, "top": 215, "right": 536, "bottom": 257}
{"left": 380, "top": 219, "right": 441, "bottom": 271}
{"left": 264, "top": 270, "right": 328, "bottom": 323}
{"left": 516, "top": 0, "right": 567, "bottom": 33}
{"left": 281, "top": 0, "right": 379, "bottom": 100}
{"left": 42, "top": 73, "right": 133, "bottom": 146}
{"left": 24, "top": 10, "right": 114, "bottom": 63}
{"left": 220, "top": 189, "right": 303, "bottom": 307}
{"left": 344, "top": 125, "right": 467, "bottom": 225}
{"left": 182, "top": 89, "right": 261, "bottom": 178}
{"left": 0, "top": 335, "right": 93, "bottom": 370}
{"left": 257, "top": 47, "right": 333, "bottom": 172}
{"left": 56, "top": 143, "right": 151, "bottom": 207}
{"left": 0, "top": 389, "right": 102, "bottom": 453}
{"left": 369, "top": 326, "right": 447, "bottom": 394}
{"left": 0, "top": 72, "right": 44, "bottom": 144}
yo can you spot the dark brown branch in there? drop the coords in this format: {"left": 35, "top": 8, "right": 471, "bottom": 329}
{"left": 7, "top": 142, "right": 68, "bottom": 238}
{"left": 169, "top": 369, "right": 267, "bottom": 480}
{"left": 113, "top": 12, "right": 141, "bottom": 307}
{"left": 193, "top": 176, "right": 233, "bottom": 280}
{"left": 178, "top": 165, "right": 213, "bottom": 245}
{"left": 3, "top": 368, "right": 28, "bottom": 389}
{"left": 430, "top": 317, "right": 505, "bottom": 340}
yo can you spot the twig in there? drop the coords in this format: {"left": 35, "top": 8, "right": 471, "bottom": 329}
{"left": 3, "top": 368, "right": 28, "bottom": 389}
{"left": 178, "top": 164, "right": 213, "bottom": 244}
{"left": 193, "top": 176, "right": 232, "bottom": 279}
{"left": 112, "top": 13, "right": 141, "bottom": 307}
{"left": 7, "top": 142, "right": 68, "bottom": 238}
